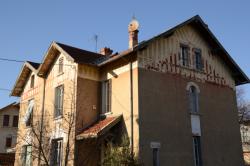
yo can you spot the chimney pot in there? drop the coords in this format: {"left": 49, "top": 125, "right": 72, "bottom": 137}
{"left": 128, "top": 17, "right": 139, "bottom": 49}
{"left": 100, "top": 47, "right": 113, "bottom": 56}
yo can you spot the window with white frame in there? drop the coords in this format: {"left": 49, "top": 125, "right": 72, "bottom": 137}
{"left": 54, "top": 85, "right": 64, "bottom": 118}
{"left": 102, "top": 80, "right": 112, "bottom": 114}
{"left": 180, "top": 44, "right": 190, "bottom": 67}
{"left": 21, "top": 145, "right": 32, "bottom": 166}
{"left": 25, "top": 100, "right": 34, "bottom": 127}
{"left": 51, "top": 138, "right": 63, "bottom": 166}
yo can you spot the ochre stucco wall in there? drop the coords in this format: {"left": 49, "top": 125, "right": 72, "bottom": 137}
{"left": 15, "top": 52, "right": 77, "bottom": 166}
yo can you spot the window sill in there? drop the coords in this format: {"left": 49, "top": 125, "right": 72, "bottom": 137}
{"left": 100, "top": 112, "right": 113, "bottom": 118}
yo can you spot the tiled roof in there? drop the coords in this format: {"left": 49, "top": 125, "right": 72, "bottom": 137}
{"left": 27, "top": 61, "right": 40, "bottom": 69}
{"left": 56, "top": 42, "right": 107, "bottom": 65}
{"left": 0, "top": 102, "right": 19, "bottom": 112}
{"left": 76, "top": 115, "right": 122, "bottom": 140}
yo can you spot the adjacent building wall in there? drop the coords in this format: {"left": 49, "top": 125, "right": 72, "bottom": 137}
{"left": 0, "top": 104, "right": 19, "bottom": 153}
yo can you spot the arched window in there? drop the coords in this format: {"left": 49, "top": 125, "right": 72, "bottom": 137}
{"left": 189, "top": 85, "right": 199, "bottom": 113}
{"left": 187, "top": 82, "right": 202, "bottom": 166}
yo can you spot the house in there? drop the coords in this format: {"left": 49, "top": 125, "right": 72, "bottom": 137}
{"left": 0, "top": 102, "right": 19, "bottom": 166}
{"left": 11, "top": 15, "right": 249, "bottom": 166}
{"left": 0, "top": 102, "right": 19, "bottom": 153}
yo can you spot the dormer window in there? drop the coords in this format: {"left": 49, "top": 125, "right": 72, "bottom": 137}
{"left": 180, "top": 44, "right": 190, "bottom": 67}
{"left": 30, "top": 75, "right": 35, "bottom": 88}
{"left": 58, "top": 57, "right": 63, "bottom": 74}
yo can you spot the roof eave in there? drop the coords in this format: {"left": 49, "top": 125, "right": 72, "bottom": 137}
{"left": 10, "top": 63, "right": 31, "bottom": 97}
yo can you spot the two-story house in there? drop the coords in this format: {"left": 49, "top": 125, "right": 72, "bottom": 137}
{"left": 0, "top": 102, "right": 19, "bottom": 166}
{"left": 11, "top": 15, "right": 249, "bottom": 166}
{"left": 0, "top": 102, "right": 19, "bottom": 153}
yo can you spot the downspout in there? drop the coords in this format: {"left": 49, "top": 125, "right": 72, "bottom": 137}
{"left": 130, "top": 61, "right": 134, "bottom": 156}
{"left": 38, "top": 76, "right": 46, "bottom": 166}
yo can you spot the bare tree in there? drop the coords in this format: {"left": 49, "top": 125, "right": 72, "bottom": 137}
{"left": 237, "top": 87, "right": 250, "bottom": 124}
{"left": 16, "top": 110, "right": 76, "bottom": 166}
{"left": 16, "top": 71, "right": 77, "bottom": 166}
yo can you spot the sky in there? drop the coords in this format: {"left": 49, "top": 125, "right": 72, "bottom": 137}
{"left": 0, "top": 0, "right": 249, "bottom": 108}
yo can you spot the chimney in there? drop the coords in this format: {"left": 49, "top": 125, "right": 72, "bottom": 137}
{"left": 128, "top": 17, "right": 139, "bottom": 49}
{"left": 100, "top": 47, "right": 113, "bottom": 56}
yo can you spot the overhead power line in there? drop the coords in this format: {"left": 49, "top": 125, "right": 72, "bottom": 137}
{"left": 0, "top": 88, "right": 11, "bottom": 91}
{"left": 0, "top": 58, "right": 24, "bottom": 63}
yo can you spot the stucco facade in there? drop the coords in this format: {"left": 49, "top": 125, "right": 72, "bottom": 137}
{"left": 11, "top": 15, "right": 248, "bottom": 166}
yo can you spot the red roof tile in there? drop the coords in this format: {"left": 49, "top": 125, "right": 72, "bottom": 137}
{"left": 76, "top": 115, "right": 121, "bottom": 139}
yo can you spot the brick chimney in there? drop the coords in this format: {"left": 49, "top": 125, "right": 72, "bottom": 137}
{"left": 100, "top": 47, "right": 113, "bottom": 56}
{"left": 128, "top": 17, "right": 139, "bottom": 49}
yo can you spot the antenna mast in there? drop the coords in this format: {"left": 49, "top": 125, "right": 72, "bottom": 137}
{"left": 93, "top": 34, "right": 98, "bottom": 53}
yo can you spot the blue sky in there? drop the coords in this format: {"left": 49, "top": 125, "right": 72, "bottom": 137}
{"left": 0, "top": 0, "right": 249, "bottom": 108}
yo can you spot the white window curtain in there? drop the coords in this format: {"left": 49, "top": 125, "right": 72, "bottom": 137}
{"left": 23, "top": 100, "right": 34, "bottom": 123}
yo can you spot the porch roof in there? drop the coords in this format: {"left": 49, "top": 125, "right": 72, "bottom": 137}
{"left": 76, "top": 115, "right": 122, "bottom": 140}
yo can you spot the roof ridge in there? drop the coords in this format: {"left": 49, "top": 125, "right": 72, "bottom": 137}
{"left": 55, "top": 41, "right": 103, "bottom": 56}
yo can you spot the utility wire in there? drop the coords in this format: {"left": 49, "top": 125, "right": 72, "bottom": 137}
{"left": 0, "top": 58, "right": 24, "bottom": 63}
{"left": 0, "top": 88, "right": 11, "bottom": 91}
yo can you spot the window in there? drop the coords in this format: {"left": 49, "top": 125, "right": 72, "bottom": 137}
{"left": 3, "top": 115, "right": 9, "bottom": 127}
{"left": 5, "top": 136, "right": 12, "bottom": 148}
{"left": 30, "top": 75, "right": 35, "bottom": 88}
{"left": 21, "top": 145, "right": 32, "bottom": 166}
{"left": 13, "top": 115, "right": 19, "bottom": 127}
{"left": 193, "top": 136, "right": 202, "bottom": 166}
{"left": 150, "top": 142, "right": 160, "bottom": 166}
{"left": 191, "top": 115, "right": 201, "bottom": 136}
{"left": 194, "top": 49, "right": 203, "bottom": 71}
{"left": 152, "top": 148, "right": 160, "bottom": 166}
{"left": 180, "top": 45, "right": 190, "bottom": 67}
{"left": 54, "top": 85, "right": 64, "bottom": 118}
{"left": 26, "top": 112, "right": 33, "bottom": 127}
{"left": 102, "top": 80, "right": 112, "bottom": 114}
{"left": 25, "top": 100, "right": 34, "bottom": 127}
{"left": 58, "top": 57, "right": 63, "bottom": 74}
{"left": 51, "top": 139, "right": 63, "bottom": 166}
{"left": 189, "top": 86, "right": 199, "bottom": 113}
